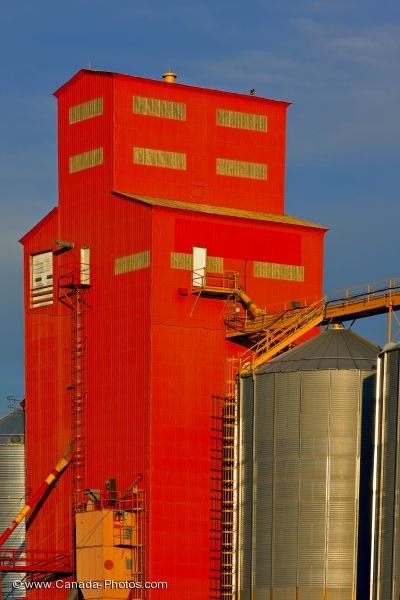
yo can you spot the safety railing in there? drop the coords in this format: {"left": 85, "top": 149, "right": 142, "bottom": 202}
{"left": 240, "top": 298, "right": 326, "bottom": 372}
{"left": 0, "top": 549, "right": 72, "bottom": 573}
{"left": 192, "top": 269, "right": 240, "bottom": 293}
{"left": 74, "top": 488, "right": 145, "bottom": 513}
{"left": 58, "top": 262, "right": 91, "bottom": 290}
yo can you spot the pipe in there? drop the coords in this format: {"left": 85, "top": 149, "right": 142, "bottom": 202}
{"left": 237, "top": 289, "right": 264, "bottom": 317}
{"left": 0, "top": 443, "right": 72, "bottom": 547}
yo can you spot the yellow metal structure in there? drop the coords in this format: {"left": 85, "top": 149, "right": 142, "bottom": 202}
{"left": 191, "top": 273, "right": 400, "bottom": 600}
{"left": 224, "top": 278, "right": 400, "bottom": 372}
{"left": 76, "top": 510, "right": 135, "bottom": 599}
{"left": 75, "top": 488, "right": 145, "bottom": 600}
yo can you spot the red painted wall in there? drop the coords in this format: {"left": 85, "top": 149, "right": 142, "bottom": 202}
{"left": 113, "top": 72, "right": 288, "bottom": 214}
{"left": 147, "top": 206, "right": 323, "bottom": 597}
{"left": 21, "top": 69, "right": 325, "bottom": 598}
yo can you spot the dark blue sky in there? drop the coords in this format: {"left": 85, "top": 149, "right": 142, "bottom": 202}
{"left": 1, "top": 0, "right": 399, "bottom": 413}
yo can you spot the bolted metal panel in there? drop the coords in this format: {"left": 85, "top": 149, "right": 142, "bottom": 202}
{"left": 298, "top": 373, "right": 329, "bottom": 588}
{"left": 254, "top": 261, "right": 304, "bottom": 282}
{"left": 0, "top": 412, "right": 25, "bottom": 599}
{"left": 241, "top": 329, "right": 377, "bottom": 599}
{"left": 254, "top": 590, "right": 271, "bottom": 600}
{"left": 252, "top": 372, "right": 275, "bottom": 593}
{"left": 273, "top": 372, "right": 300, "bottom": 588}
{"left": 133, "top": 146, "right": 186, "bottom": 170}
{"left": 356, "top": 372, "right": 375, "bottom": 597}
{"left": 380, "top": 349, "right": 398, "bottom": 599}
{"left": 258, "top": 328, "right": 378, "bottom": 374}
{"left": 271, "top": 589, "right": 296, "bottom": 600}
{"left": 327, "top": 371, "right": 361, "bottom": 589}
{"left": 216, "top": 157, "right": 267, "bottom": 181}
{"left": 238, "top": 375, "right": 254, "bottom": 597}
{"left": 216, "top": 108, "right": 267, "bottom": 132}
{"left": 327, "top": 589, "right": 353, "bottom": 600}
{"left": 133, "top": 96, "right": 186, "bottom": 120}
{"left": 298, "top": 589, "right": 324, "bottom": 600}
{"left": 372, "top": 345, "right": 400, "bottom": 600}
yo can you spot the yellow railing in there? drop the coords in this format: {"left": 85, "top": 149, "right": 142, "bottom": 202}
{"left": 192, "top": 269, "right": 240, "bottom": 292}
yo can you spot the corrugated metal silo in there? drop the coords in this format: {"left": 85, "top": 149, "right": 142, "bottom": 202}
{"left": 0, "top": 409, "right": 25, "bottom": 598}
{"left": 238, "top": 327, "right": 377, "bottom": 600}
{"left": 371, "top": 342, "right": 400, "bottom": 600}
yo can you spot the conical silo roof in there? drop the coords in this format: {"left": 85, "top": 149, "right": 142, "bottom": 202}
{"left": 0, "top": 410, "right": 24, "bottom": 440}
{"left": 256, "top": 327, "right": 379, "bottom": 374}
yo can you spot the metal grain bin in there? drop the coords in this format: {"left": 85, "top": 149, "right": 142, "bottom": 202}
{"left": 238, "top": 327, "right": 377, "bottom": 600}
{"left": 371, "top": 343, "right": 400, "bottom": 600}
{"left": 0, "top": 409, "right": 25, "bottom": 598}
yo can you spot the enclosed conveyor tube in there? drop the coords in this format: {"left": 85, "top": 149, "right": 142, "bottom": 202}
{"left": 237, "top": 289, "right": 264, "bottom": 318}
{"left": 0, "top": 443, "right": 72, "bottom": 547}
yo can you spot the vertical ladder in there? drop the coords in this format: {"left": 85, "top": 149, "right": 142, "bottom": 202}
{"left": 59, "top": 268, "right": 89, "bottom": 513}
{"left": 209, "top": 396, "right": 223, "bottom": 598}
{"left": 71, "top": 287, "right": 87, "bottom": 512}
{"left": 220, "top": 358, "right": 239, "bottom": 599}
{"left": 131, "top": 488, "right": 146, "bottom": 599}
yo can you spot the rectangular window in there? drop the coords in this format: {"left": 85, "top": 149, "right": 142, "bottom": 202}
{"left": 31, "top": 251, "right": 53, "bottom": 307}
{"left": 69, "top": 147, "right": 103, "bottom": 173}
{"left": 253, "top": 261, "right": 304, "bottom": 281}
{"left": 171, "top": 252, "right": 223, "bottom": 273}
{"left": 133, "top": 96, "right": 186, "bottom": 120}
{"left": 115, "top": 251, "right": 150, "bottom": 275}
{"left": 133, "top": 147, "right": 186, "bottom": 170}
{"left": 69, "top": 97, "right": 103, "bottom": 124}
{"left": 216, "top": 158, "right": 267, "bottom": 180}
{"left": 216, "top": 109, "right": 267, "bottom": 132}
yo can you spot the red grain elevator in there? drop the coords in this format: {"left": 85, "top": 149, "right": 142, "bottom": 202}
{"left": 20, "top": 69, "right": 326, "bottom": 598}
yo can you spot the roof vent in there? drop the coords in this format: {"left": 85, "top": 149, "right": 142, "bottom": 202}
{"left": 162, "top": 71, "right": 177, "bottom": 83}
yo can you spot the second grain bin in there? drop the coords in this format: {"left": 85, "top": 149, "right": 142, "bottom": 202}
{"left": 238, "top": 326, "right": 378, "bottom": 600}
{"left": 371, "top": 342, "right": 400, "bottom": 600}
{"left": 0, "top": 408, "right": 25, "bottom": 599}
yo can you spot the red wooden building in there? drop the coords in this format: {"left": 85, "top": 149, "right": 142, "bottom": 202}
{"left": 20, "top": 69, "right": 325, "bottom": 598}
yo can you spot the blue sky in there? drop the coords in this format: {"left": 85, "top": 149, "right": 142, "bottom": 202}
{"left": 0, "top": 0, "right": 399, "bottom": 413}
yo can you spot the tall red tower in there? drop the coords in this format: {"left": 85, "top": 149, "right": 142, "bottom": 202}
{"left": 20, "top": 69, "right": 325, "bottom": 598}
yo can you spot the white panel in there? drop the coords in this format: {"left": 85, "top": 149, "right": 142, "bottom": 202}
{"left": 192, "top": 247, "right": 207, "bottom": 287}
{"left": 31, "top": 251, "right": 53, "bottom": 307}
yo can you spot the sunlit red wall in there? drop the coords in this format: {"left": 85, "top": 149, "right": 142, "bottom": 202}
{"left": 21, "top": 69, "right": 325, "bottom": 598}
{"left": 147, "top": 206, "right": 323, "bottom": 597}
